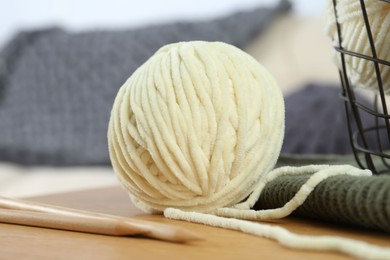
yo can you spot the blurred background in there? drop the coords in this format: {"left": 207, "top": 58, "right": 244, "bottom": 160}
{"left": 0, "top": 0, "right": 326, "bottom": 48}
{"left": 1, "top": 0, "right": 346, "bottom": 197}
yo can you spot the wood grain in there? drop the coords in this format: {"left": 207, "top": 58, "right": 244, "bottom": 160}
{"left": 1, "top": 186, "right": 389, "bottom": 260}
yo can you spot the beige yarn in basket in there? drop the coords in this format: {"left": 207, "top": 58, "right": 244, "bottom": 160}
{"left": 326, "top": 0, "right": 390, "bottom": 92}
{"left": 108, "top": 41, "right": 390, "bottom": 259}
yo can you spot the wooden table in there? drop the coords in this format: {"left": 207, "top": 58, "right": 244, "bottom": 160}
{"left": 1, "top": 186, "right": 389, "bottom": 260}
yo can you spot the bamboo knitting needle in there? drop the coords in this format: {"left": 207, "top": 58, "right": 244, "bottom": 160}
{"left": 0, "top": 197, "right": 203, "bottom": 243}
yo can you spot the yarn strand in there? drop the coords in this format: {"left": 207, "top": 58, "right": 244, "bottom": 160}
{"left": 164, "top": 208, "right": 390, "bottom": 260}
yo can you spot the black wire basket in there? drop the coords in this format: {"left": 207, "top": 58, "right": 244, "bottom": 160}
{"left": 331, "top": 0, "right": 390, "bottom": 174}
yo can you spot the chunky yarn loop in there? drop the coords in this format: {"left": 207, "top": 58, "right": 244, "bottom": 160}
{"left": 108, "top": 41, "right": 284, "bottom": 213}
{"left": 326, "top": 0, "right": 390, "bottom": 92}
{"left": 108, "top": 41, "right": 390, "bottom": 259}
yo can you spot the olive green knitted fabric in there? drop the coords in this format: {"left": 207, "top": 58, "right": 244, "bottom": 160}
{"left": 254, "top": 173, "right": 390, "bottom": 233}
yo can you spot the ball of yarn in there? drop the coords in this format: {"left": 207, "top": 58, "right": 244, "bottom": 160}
{"left": 108, "top": 41, "right": 284, "bottom": 213}
{"left": 326, "top": 0, "right": 389, "bottom": 92}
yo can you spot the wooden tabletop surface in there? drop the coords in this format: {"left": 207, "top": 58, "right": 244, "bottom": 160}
{"left": 1, "top": 186, "right": 389, "bottom": 260}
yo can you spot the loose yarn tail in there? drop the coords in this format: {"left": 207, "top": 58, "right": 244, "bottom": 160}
{"left": 165, "top": 208, "right": 390, "bottom": 260}
{"left": 164, "top": 165, "right": 390, "bottom": 260}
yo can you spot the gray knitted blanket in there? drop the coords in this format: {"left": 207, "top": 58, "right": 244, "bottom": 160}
{"left": 0, "top": 1, "right": 290, "bottom": 165}
{"left": 281, "top": 84, "right": 389, "bottom": 154}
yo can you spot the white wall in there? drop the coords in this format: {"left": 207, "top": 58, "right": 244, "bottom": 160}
{"left": 0, "top": 0, "right": 326, "bottom": 48}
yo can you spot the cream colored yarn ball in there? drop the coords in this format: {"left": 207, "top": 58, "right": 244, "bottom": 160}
{"left": 326, "top": 0, "right": 390, "bottom": 92}
{"left": 108, "top": 41, "right": 284, "bottom": 213}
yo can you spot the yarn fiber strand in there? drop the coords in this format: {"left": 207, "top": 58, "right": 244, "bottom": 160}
{"left": 108, "top": 41, "right": 284, "bottom": 213}
{"left": 165, "top": 208, "right": 390, "bottom": 260}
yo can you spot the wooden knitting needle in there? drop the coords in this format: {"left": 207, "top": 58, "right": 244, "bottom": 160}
{"left": 0, "top": 197, "right": 203, "bottom": 243}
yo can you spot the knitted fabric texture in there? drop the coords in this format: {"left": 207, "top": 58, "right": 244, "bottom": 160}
{"left": 255, "top": 173, "right": 390, "bottom": 233}
{"left": 0, "top": 1, "right": 291, "bottom": 165}
{"left": 326, "top": 0, "right": 390, "bottom": 92}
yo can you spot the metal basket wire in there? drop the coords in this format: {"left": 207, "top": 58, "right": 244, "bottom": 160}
{"left": 332, "top": 0, "right": 390, "bottom": 174}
